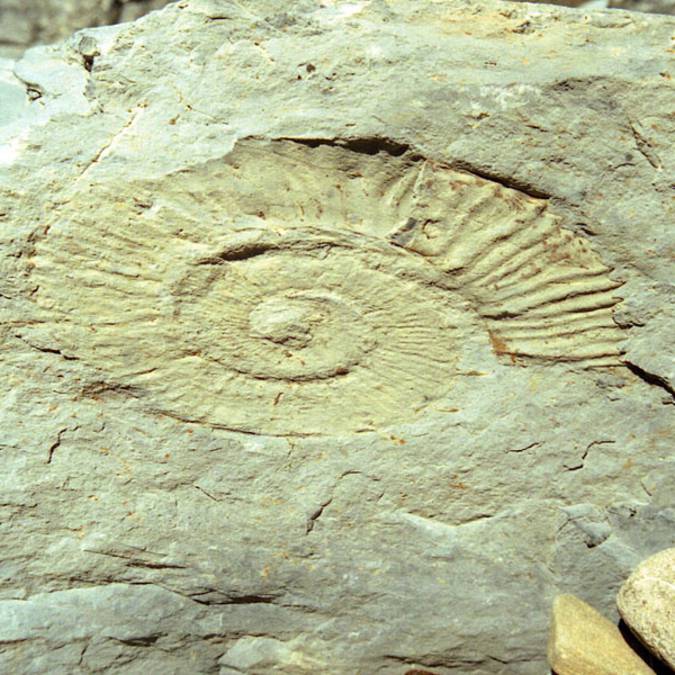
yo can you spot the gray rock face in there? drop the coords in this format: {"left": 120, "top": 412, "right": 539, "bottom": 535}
{"left": 0, "top": 1, "right": 674, "bottom": 673}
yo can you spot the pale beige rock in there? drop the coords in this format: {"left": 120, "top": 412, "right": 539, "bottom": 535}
{"left": 548, "top": 594, "right": 655, "bottom": 675}
{"left": 618, "top": 548, "right": 675, "bottom": 670}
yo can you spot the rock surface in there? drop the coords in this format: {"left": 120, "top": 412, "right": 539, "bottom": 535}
{"left": 618, "top": 548, "right": 675, "bottom": 670}
{"left": 547, "top": 594, "right": 655, "bottom": 675}
{"left": 0, "top": 1, "right": 674, "bottom": 673}
{"left": 1, "top": 0, "right": 673, "bottom": 61}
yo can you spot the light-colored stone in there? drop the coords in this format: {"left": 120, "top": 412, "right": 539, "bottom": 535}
{"left": 618, "top": 548, "right": 675, "bottom": 670}
{"left": 0, "top": 1, "right": 674, "bottom": 673}
{"left": 548, "top": 594, "right": 655, "bottom": 675}
{"left": 1, "top": 0, "right": 672, "bottom": 61}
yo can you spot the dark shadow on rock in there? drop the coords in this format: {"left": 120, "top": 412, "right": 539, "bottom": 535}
{"left": 618, "top": 620, "right": 674, "bottom": 675}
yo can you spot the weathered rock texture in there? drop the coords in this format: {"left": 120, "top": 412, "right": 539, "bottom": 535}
{"left": 1, "top": 0, "right": 673, "bottom": 60}
{"left": 1, "top": 0, "right": 673, "bottom": 61}
{"left": 547, "top": 594, "right": 655, "bottom": 675}
{"left": 0, "top": 1, "right": 674, "bottom": 673}
{"left": 618, "top": 548, "right": 675, "bottom": 670}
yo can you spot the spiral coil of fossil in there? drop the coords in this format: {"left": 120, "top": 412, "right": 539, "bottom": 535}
{"left": 27, "top": 139, "right": 624, "bottom": 435}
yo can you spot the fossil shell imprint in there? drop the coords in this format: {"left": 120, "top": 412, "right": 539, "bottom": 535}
{"left": 29, "top": 140, "right": 624, "bottom": 435}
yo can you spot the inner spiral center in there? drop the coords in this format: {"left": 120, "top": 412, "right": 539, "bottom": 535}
{"left": 249, "top": 297, "right": 313, "bottom": 349}
{"left": 184, "top": 262, "right": 378, "bottom": 382}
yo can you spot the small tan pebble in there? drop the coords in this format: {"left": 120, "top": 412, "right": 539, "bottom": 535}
{"left": 548, "top": 594, "right": 655, "bottom": 675}
{"left": 618, "top": 547, "right": 675, "bottom": 671}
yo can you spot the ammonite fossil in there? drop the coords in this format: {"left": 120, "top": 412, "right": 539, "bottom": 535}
{"left": 28, "top": 139, "right": 623, "bottom": 435}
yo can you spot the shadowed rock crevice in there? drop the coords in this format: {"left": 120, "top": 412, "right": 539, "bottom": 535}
{"left": 625, "top": 361, "right": 675, "bottom": 400}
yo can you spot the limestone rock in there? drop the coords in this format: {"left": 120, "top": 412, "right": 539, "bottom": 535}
{"left": 548, "top": 594, "right": 655, "bottom": 675}
{"left": 0, "top": 1, "right": 674, "bottom": 673}
{"left": 618, "top": 548, "right": 675, "bottom": 670}
{"left": 1, "top": 0, "right": 672, "bottom": 62}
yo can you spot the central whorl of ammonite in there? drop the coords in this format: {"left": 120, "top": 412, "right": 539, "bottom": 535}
{"left": 190, "top": 273, "right": 377, "bottom": 382}
{"left": 243, "top": 291, "right": 372, "bottom": 380}
{"left": 165, "top": 231, "right": 466, "bottom": 433}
